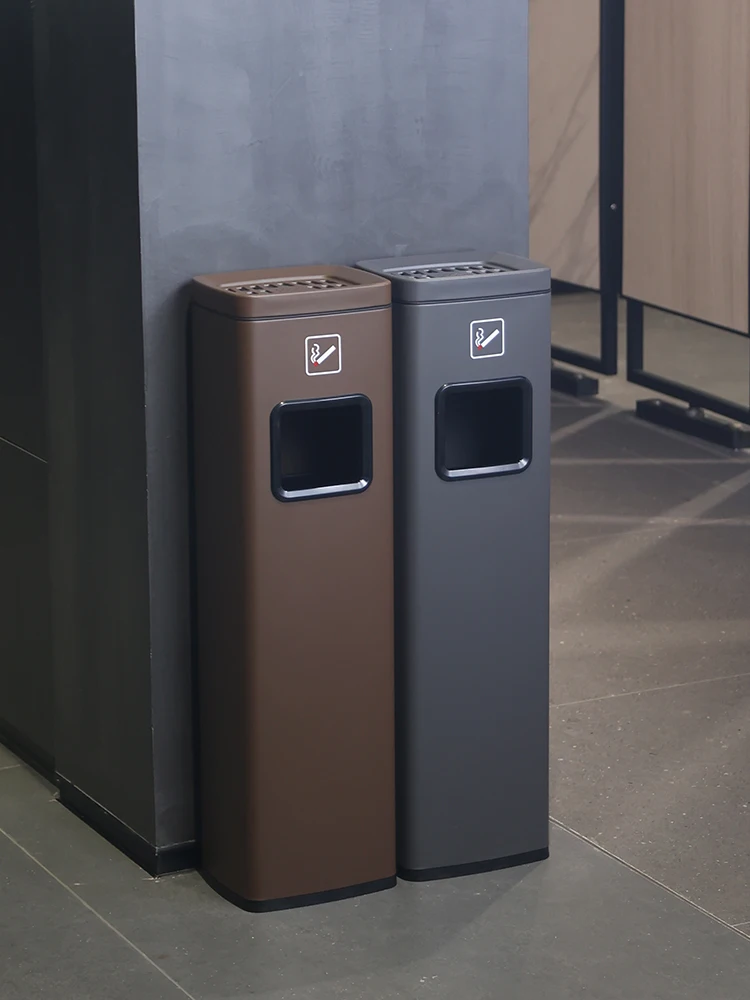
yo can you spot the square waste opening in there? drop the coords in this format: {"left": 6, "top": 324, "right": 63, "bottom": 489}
{"left": 436, "top": 377, "right": 531, "bottom": 480}
{"left": 271, "top": 394, "right": 373, "bottom": 501}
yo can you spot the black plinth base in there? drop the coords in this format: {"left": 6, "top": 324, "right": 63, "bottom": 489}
{"left": 551, "top": 364, "right": 599, "bottom": 398}
{"left": 202, "top": 870, "right": 397, "bottom": 913}
{"left": 399, "top": 846, "right": 550, "bottom": 883}
{"left": 635, "top": 399, "right": 750, "bottom": 451}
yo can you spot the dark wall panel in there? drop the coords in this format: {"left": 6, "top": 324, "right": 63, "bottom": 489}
{"left": 35, "top": 0, "right": 157, "bottom": 842}
{"left": 134, "top": 0, "right": 529, "bottom": 846}
{"left": 0, "top": 2, "right": 51, "bottom": 768}
{"left": 0, "top": 443, "right": 52, "bottom": 767}
{"left": 0, "top": 1, "right": 45, "bottom": 459}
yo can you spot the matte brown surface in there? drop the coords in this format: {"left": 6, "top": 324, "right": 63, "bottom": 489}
{"left": 192, "top": 265, "right": 391, "bottom": 319}
{"left": 191, "top": 276, "right": 395, "bottom": 906}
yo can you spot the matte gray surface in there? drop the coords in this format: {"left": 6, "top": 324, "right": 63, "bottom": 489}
{"left": 361, "top": 256, "right": 550, "bottom": 873}
{"left": 135, "top": 1, "right": 529, "bottom": 275}
{"left": 0, "top": 442, "right": 52, "bottom": 764}
{"left": 3, "top": 761, "right": 750, "bottom": 1000}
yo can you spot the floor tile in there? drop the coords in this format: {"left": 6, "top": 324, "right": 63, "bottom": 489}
{"left": 550, "top": 514, "right": 656, "bottom": 551}
{"left": 0, "top": 833, "right": 186, "bottom": 1000}
{"left": 551, "top": 402, "right": 607, "bottom": 437}
{"left": 4, "top": 759, "right": 750, "bottom": 999}
{"left": 552, "top": 458, "right": 747, "bottom": 520}
{"left": 0, "top": 765, "right": 154, "bottom": 891}
{"left": 0, "top": 743, "right": 20, "bottom": 769}
{"left": 550, "top": 525, "right": 750, "bottom": 704}
{"left": 26, "top": 826, "right": 750, "bottom": 999}
{"left": 551, "top": 674, "right": 750, "bottom": 926}
{"left": 551, "top": 408, "right": 723, "bottom": 461}
{"left": 704, "top": 481, "right": 750, "bottom": 521}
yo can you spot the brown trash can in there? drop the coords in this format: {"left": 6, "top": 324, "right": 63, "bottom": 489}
{"left": 190, "top": 266, "right": 396, "bottom": 911}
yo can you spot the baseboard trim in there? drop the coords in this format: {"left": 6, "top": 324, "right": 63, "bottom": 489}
{"left": 57, "top": 776, "right": 198, "bottom": 876}
{"left": 0, "top": 719, "right": 55, "bottom": 782}
{"left": 202, "top": 870, "right": 397, "bottom": 912}
{"left": 398, "top": 846, "right": 549, "bottom": 882}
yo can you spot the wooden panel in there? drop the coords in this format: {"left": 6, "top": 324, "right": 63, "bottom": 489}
{"left": 623, "top": 0, "right": 750, "bottom": 333}
{"left": 530, "top": 0, "right": 600, "bottom": 290}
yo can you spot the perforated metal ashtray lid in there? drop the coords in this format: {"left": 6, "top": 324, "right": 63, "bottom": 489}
{"left": 357, "top": 251, "right": 550, "bottom": 304}
{"left": 391, "top": 261, "right": 511, "bottom": 280}
{"left": 192, "top": 265, "right": 390, "bottom": 318}
{"left": 223, "top": 275, "right": 355, "bottom": 296}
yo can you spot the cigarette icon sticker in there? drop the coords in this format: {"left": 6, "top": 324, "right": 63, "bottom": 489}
{"left": 470, "top": 318, "right": 505, "bottom": 360}
{"left": 306, "top": 334, "right": 342, "bottom": 375}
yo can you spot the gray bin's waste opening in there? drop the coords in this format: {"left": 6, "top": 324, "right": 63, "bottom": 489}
{"left": 435, "top": 376, "right": 532, "bottom": 480}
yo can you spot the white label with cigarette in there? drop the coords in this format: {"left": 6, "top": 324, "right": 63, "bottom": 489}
{"left": 470, "top": 318, "right": 505, "bottom": 360}
{"left": 305, "top": 334, "right": 342, "bottom": 376}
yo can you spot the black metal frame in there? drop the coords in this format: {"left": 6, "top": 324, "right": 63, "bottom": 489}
{"left": 551, "top": 0, "right": 624, "bottom": 395}
{"left": 621, "top": 3, "right": 750, "bottom": 450}
{"left": 626, "top": 300, "right": 750, "bottom": 449}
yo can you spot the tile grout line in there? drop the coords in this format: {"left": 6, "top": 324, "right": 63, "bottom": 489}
{"left": 0, "top": 824, "right": 198, "bottom": 1000}
{"left": 550, "top": 405, "right": 615, "bottom": 444}
{"left": 550, "top": 817, "right": 750, "bottom": 942}
{"left": 551, "top": 670, "right": 750, "bottom": 711}
{"left": 552, "top": 457, "right": 750, "bottom": 466}
{"left": 551, "top": 467, "right": 750, "bottom": 614}
{"left": 0, "top": 764, "right": 21, "bottom": 772}
{"left": 552, "top": 514, "right": 750, "bottom": 527}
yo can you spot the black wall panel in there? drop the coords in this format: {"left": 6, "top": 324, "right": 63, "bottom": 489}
{"left": 0, "top": 2, "right": 52, "bottom": 766}
{"left": 0, "top": 443, "right": 52, "bottom": 769}
{"left": 35, "top": 0, "right": 157, "bottom": 843}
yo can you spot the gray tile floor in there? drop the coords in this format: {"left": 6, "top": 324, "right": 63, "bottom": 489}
{"left": 2, "top": 293, "right": 750, "bottom": 998}
{"left": 3, "top": 757, "right": 750, "bottom": 1000}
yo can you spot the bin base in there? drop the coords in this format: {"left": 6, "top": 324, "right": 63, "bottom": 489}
{"left": 201, "top": 871, "right": 397, "bottom": 912}
{"left": 398, "top": 846, "right": 549, "bottom": 883}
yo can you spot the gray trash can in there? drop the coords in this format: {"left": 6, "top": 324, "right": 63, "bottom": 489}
{"left": 356, "top": 251, "right": 551, "bottom": 880}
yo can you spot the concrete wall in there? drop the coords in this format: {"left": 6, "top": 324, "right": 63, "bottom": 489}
{"left": 33, "top": 0, "right": 529, "bottom": 860}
